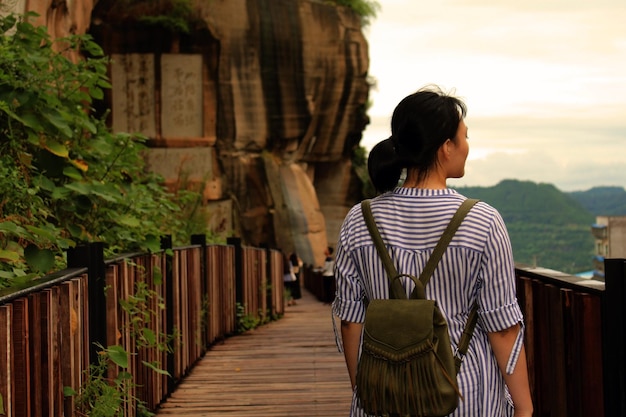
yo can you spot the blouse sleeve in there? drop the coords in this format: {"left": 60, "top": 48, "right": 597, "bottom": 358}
{"left": 478, "top": 209, "right": 525, "bottom": 374}
{"left": 331, "top": 214, "right": 366, "bottom": 324}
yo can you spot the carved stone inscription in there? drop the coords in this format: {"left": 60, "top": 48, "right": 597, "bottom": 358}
{"left": 110, "top": 54, "right": 156, "bottom": 137}
{"left": 161, "top": 54, "right": 203, "bottom": 138}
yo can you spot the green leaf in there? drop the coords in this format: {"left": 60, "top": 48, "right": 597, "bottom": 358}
{"left": 12, "top": 268, "right": 27, "bottom": 278}
{"left": 0, "top": 221, "right": 19, "bottom": 233}
{"left": 19, "top": 112, "right": 45, "bottom": 131}
{"left": 67, "top": 224, "right": 85, "bottom": 239}
{"left": 141, "top": 328, "right": 156, "bottom": 345}
{"left": 81, "top": 38, "right": 105, "bottom": 57}
{"left": 0, "top": 13, "right": 16, "bottom": 34}
{"left": 63, "top": 166, "right": 83, "bottom": 180}
{"left": 89, "top": 137, "right": 114, "bottom": 155}
{"left": 26, "top": 131, "right": 40, "bottom": 145}
{"left": 118, "top": 215, "right": 140, "bottom": 228}
{"left": 142, "top": 360, "right": 171, "bottom": 376}
{"left": 90, "top": 86, "right": 104, "bottom": 100}
{"left": 0, "top": 271, "right": 16, "bottom": 280}
{"left": 43, "top": 140, "right": 69, "bottom": 158}
{"left": 51, "top": 186, "right": 71, "bottom": 200}
{"left": 63, "top": 386, "right": 76, "bottom": 397}
{"left": 117, "top": 371, "right": 133, "bottom": 381}
{"left": 97, "top": 79, "right": 113, "bottom": 89}
{"left": 144, "top": 235, "right": 162, "bottom": 253}
{"left": 24, "top": 225, "right": 56, "bottom": 241}
{"left": 0, "top": 391, "right": 4, "bottom": 415}
{"left": 34, "top": 175, "right": 56, "bottom": 192}
{"left": 81, "top": 118, "right": 97, "bottom": 134}
{"left": 0, "top": 249, "right": 20, "bottom": 263}
{"left": 152, "top": 269, "right": 163, "bottom": 285}
{"left": 64, "top": 182, "right": 91, "bottom": 195}
{"left": 23, "top": 245, "right": 55, "bottom": 274}
{"left": 90, "top": 183, "right": 120, "bottom": 202}
{"left": 107, "top": 345, "right": 129, "bottom": 368}
{"left": 41, "top": 108, "right": 73, "bottom": 138}
{"left": 0, "top": 224, "right": 30, "bottom": 239}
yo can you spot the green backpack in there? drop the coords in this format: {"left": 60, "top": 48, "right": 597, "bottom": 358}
{"left": 356, "top": 199, "right": 479, "bottom": 417}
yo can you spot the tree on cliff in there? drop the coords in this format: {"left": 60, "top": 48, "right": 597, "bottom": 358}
{"left": 325, "top": 0, "right": 380, "bottom": 25}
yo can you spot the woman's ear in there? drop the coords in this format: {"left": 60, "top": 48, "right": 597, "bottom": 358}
{"left": 439, "top": 139, "right": 453, "bottom": 161}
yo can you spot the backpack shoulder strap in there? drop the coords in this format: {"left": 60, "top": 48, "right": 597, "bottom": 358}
{"left": 361, "top": 199, "right": 406, "bottom": 299}
{"left": 456, "top": 303, "right": 479, "bottom": 372}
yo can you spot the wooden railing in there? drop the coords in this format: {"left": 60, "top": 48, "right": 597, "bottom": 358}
{"left": 2, "top": 242, "right": 624, "bottom": 417}
{"left": 516, "top": 259, "right": 625, "bottom": 417}
{"left": 304, "top": 260, "right": 626, "bottom": 417}
{"left": 0, "top": 237, "right": 285, "bottom": 416}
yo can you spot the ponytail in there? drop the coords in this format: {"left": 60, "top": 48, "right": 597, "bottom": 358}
{"left": 367, "top": 137, "right": 403, "bottom": 193}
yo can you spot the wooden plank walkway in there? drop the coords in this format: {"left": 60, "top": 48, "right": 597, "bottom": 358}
{"left": 155, "top": 289, "right": 353, "bottom": 416}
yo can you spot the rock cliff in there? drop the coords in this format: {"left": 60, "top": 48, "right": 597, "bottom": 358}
{"left": 13, "top": 0, "right": 370, "bottom": 267}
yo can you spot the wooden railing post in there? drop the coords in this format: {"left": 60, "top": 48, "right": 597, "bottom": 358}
{"left": 260, "top": 244, "right": 273, "bottom": 318}
{"left": 603, "top": 258, "right": 626, "bottom": 416}
{"left": 191, "top": 234, "right": 207, "bottom": 346}
{"left": 67, "top": 242, "right": 105, "bottom": 365}
{"left": 267, "top": 249, "right": 274, "bottom": 318}
{"left": 160, "top": 235, "right": 175, "bottom": 391}
{"left": 227, "top": 237, "right": 243, "bottom": 306}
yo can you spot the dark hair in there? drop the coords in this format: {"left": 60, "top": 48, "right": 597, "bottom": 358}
{"left": 367, "top": 85, "right": 467, "bottom": 192}
{"left": 283, "top": 253, "right": 291, "bottom": 273}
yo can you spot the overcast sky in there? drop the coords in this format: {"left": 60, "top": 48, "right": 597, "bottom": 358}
{"left": 361, "top": 0, "right": 626, "bottom": 192}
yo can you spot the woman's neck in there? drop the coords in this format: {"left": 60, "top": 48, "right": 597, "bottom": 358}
{"left": 402, "top": 168, "right": 447, "bottom": 189}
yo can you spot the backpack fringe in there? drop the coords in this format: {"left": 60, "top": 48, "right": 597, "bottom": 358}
{"left": 356, "top": 348, "right": 459, "bottom": 417}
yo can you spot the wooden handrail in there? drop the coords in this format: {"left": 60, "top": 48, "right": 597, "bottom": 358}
{"left": 0, "top": 238, "right": 286, "bottom": 415}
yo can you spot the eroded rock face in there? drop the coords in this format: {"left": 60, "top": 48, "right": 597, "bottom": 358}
{"left": 19, "top": 0, "right": 370, "bottom": 267}
{"left": 193, "top": 0, "right": 370, "bottom": 266}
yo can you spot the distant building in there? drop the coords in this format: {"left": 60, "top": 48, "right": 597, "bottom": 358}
{"left": 591, "top": 216, "right": 626, "bottom": 278}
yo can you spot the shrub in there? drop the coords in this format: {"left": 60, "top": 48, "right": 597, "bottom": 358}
{"left": 0, "top": 12, "right": 201, "bottom": 288}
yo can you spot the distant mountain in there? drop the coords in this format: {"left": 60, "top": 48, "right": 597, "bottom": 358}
{"left": 568, "top": 186, "right": 626, "bottom": 216}
{"left": 453, "top": 179, "right": 595, "bottom": 274}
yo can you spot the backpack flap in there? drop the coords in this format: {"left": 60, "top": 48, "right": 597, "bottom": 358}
{"left": 362, "top": 299, "right": 437, "bottom": 358}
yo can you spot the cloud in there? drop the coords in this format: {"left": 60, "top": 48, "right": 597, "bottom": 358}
{"left": 361, "top": 0, "right": 626, "bottom": 191}
{"left": 449, "top": 151, "right": 626, "bottom": 192}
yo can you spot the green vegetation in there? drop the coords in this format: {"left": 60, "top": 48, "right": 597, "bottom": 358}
{"left": 103, "top": 0, "right": 198, "bottom": 34}
{"left": 454, "top": 180, "right": 596, "bottom": 274}
{"left": 64, "top": 344, "right": 156, "bottom": 417}
{"left": 0, "top": 12, "right": 205, "bottom": 289}
{"left": 325, "top": 0, "right": 380, "bottom": 26}
{"left": 61, "top": 264, "right": 173, "bottom": 415}
{"left": 568, "top": 186, "right": 626, "bottom": 216}
{"left": 236, "top": 302, "right": 261, "bottom": 333}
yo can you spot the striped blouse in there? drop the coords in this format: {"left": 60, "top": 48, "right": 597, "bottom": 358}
{"left": 332, "top": 187, "right": 524, "bottom": 417}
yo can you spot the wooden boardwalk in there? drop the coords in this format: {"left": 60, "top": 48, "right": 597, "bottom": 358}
{"left": 155, "top": 289, "right": 353, "bottom": 416}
